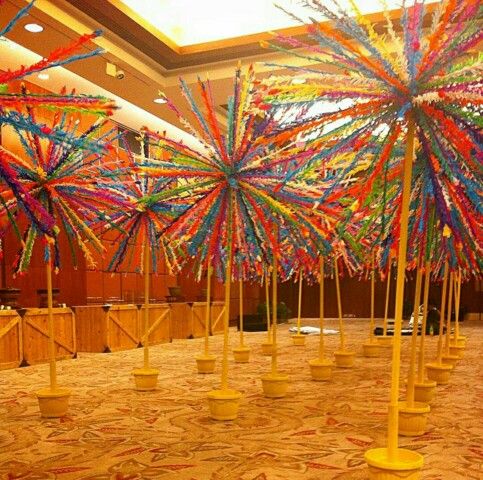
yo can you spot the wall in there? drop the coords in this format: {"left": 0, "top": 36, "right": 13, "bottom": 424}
{"left": 278, "top": 271, "right": 482, "bottom": 321}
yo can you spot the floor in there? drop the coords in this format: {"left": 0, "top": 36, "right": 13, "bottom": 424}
{"left": 0, "top": 318, "right": 481, "bottom": 479}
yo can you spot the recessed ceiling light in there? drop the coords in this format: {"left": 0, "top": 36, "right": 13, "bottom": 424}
{"left": 38, "top": 73, "right": 49, "bottom": 80}
{"left": 153, "top": 97, "right": 167, "bottom": 104}
{"left": 24, "top": 23, "right": 44, "bottom": 33}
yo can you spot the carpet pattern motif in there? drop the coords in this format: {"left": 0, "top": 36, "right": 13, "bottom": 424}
{"left": 0, "top": 319, "right": 481, "bottom": 479}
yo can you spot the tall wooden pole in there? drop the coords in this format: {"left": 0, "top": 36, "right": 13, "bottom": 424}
{"left": 220, "top": 198, "right": 233, "bottom": 391}
{"left": 296, "top": 269, "right": 303, "bottom": 335}
{"left": 143, "top": 238, "right": 150, "bottom": 369}
{"left": 265, "top": 273, "right": 271, "bottom": 342}
{"left": 436, "top": 262, "right": 449, "bottom": 363}
{"left": 239, "top": 279, "right": 244, "bottom": 346}
{"left": 453, "top": 270, "right": 461, "bottom": 343}
{"left": 387, "top": 115, "right": 416, "bottom": 460}
{"left": 383, "top": 267, "right": 392, "bottom": 336}
{"left": 271, "top": 247, "right": 278, "bottom": 375}
{"left": 369, "top": 253, "right": 375, "bottom": 343}
{"left": 334, "top": 257, "right": 345, "bottom": 351}
{"left": 406, "top": 260, "right": 423, "bottom": 406}
{"left": 46, "top": 257, "right": 57, "bottom": 390}
{"left": 204, "top": 263, "right": 212, "bottom": 355}
{"left": 444, "top": 271, "right": 454, "bottom": 355}
{"left": 417, "top": 261, "right": 431, "bottom": 383}
{"left": 318, "top": 257, "right": 325, "bottom": 359}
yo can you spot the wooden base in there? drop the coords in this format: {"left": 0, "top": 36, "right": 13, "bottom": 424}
{"left": 207, "top": 389, "right": 242, "bottom": 420}
{"left": 36, "top": 387, "right": 71, "bottom": 418}
{"left": 308, "top": 358, "right": 333, "bottom": 381}
{"left": 365, "top": 447, "right": 423, "bottom": 480}
{"left": 334, "top": 350, "right": 356, "bottom": 368}
{"left": 132, "top": 367, "right": 159, "bottom": 391}
{"left": 232, "top": 346, "right": 250, "bottom": 363}
{"left": 196, "top": 354, "right": 216, "bottom": 373}
{"left": 362, "top": 341, "right": 384, "bottom": 357}
{"left": 398, "top": 401, "right": 430, "bottom": 436}
{"left": 261, "top": 373, "right": 289, "bottom": 398}
{"left": 291, "top": 334, "right": 306, "bottom": 346}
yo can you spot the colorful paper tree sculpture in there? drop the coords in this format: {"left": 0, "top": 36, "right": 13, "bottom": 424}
{"left": 258, "top": 0, "right": 482, "bottom": 474}
{"left": 142, "top": 65, "right": 341, "bottom": 416}
{"left": 99, "top": 136, "right": 187, "bottom": 390}
{"left": 0, "top": 0, "right": 116, "bottom": 235}
{"left": 1, "top": 100, "right": 121, "bottom": 416}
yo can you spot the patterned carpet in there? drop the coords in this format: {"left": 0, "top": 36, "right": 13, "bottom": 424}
{"left": 0, "top": 319, "right": 481, "bottom": 480}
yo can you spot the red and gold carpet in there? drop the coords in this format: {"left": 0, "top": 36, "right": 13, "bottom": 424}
{"left": 0, "top": 319, "right": 481, "bottom": 479}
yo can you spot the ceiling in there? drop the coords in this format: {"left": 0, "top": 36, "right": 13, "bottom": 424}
{"left": 1, "top": 0, "right": 441, "bottom": 136}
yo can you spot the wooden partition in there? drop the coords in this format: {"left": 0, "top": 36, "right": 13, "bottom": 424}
{"left": 169, "top": 303, "right": 193, "bottom": 339}
{"left": 73, "top": 304, "right": 139, "bottom": 353}
{"left": 211, "top": 301, "right": 225, "bottom": 334}
{"left": 191, "top": 302, "right": 208, "bottom": 338}
{"left": 0, "top": 300, "right": 229, "bottom": 369}
{"left": 21, "top": 307, "right": 76, "bottom": 365}
{"left": 138, "top": 303, "right": 171, "bottom": 345}
{"left": 0, "top": 310, "right": 23, "bottom": 370}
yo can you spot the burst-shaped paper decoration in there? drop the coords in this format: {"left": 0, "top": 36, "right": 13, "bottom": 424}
{"left": 258, "top": 0, "right": 482, "bottom": 275}
{"left": 99, "top": 135, "right": 186, "bottom": 275}
{"left": 0, "top": 104, "right": 124, "bottom": 274}
{"left": 142, "top": 66, "right": 343, "bottom": 282}
{"left": 0, "top": 1, "right": 117, "bottom": 236}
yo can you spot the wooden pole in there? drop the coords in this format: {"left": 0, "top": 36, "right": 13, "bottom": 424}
{"left": 436, "top": 262, "right": 449, "bottom": 363}
{"left": 265, "top": 272, "right": 271, "bottom": 342}
{"left": 406, "top": 259, "right": 423, "bottom": 406}
{"left": 296, "top": 269, "right": 303, "bottom": 335}
{"left": 46, "top": 257, "right": 57, "bottom": 390}
{"left": 319, "top": 257, "right": 325, "bottom": 360}
{"left": 453, "top": 270, "right": 461, "bottom": 343}
{"left": 271, "top": 246, "right": 278, "bottom": 375}
{"left": 387, "top": 114, "right": 416, "bottom": 461}
{"left": 204, "top": 263, "right": 212, "bottom": 355}
{"left": 220, "top": 198, "right": 233, "bottom": 391}
{"left": 143, "top": 238, "right": 150, "bottom": 369}
{"left": 444, "top": 271, "right": 454, "bottom": 355}
{"left": 239, "top": 278, "right": 244, "bottom": 347}
{"left": 383, "top": 266, "right": 392, "bottom": 336}
{"left": 417, "top": 261, "right": 431, "bottom": 383}
{"left": 369, "top": 253, "right": 375, "bottom": 343}
{"left": 334, "top": 257, "right": 345, "bottom": 351}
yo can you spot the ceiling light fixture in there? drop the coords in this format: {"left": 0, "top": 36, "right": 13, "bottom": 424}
{"left": 38, "top": 73, "right": 49, "bottom": 80}
{"left": 153, "top": 97, "right": 167, "bottom": 104}
{"left": 24, "top": 23, "right": 43, "bottom": 33}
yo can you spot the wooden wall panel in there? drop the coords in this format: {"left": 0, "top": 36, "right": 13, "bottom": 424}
{"left": 22, "top": 307, "right": 76, "bottom": 365}
{"left": 279, "top": 275, "right": 396, "bottom": 320}
{"left": 0, "top": 310, "right": 23, "bottom": 370}
{"left": 139, "top": 303, "right": 171, "bottom": 345}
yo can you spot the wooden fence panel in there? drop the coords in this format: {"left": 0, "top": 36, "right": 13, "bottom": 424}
{"left": 73, "top": 304, "right": 139, "bottom": 352}
{"left": 170, "top": 303, "right": 193, "bottom": 339}
{"left": 138, "top": 303, "right": 171, "bottom": 345}
{"left": 0, "top": 310, "right": 22, "bottom": 370}
{"left": 211, "top": 301, "right": 225, "bottom": 334}
{"left": 22, "top": 307, "right": 76, "bottom": 365}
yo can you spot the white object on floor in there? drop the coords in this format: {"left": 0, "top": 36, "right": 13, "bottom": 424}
{"left": 288, "top": 326, "right": 338, "bottom": 335}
